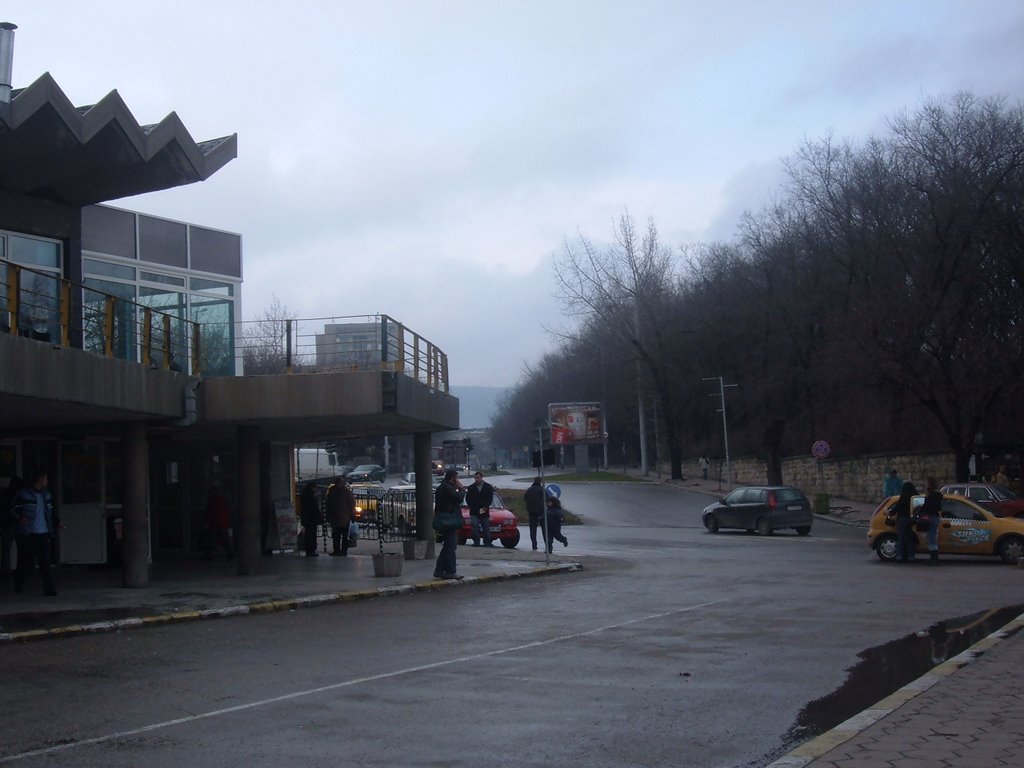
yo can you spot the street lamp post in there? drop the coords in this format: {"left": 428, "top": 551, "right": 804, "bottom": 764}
{"left": 704, "top": 376, "right": 738, "bottom": 485}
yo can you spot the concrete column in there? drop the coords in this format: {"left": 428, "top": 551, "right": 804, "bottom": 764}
{"left": 414, "top": 432, "right": 435, "bottom": 557}
{"left": 121, "top": 422, "right": 150, "bottom": 588}
{"left": 236, "top": 425, "right": 261, "bottom": 575}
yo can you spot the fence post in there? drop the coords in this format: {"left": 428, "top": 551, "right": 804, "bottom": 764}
{"left": 192, "top": 321, "right": 202, "bottom": 377}
{"left": 141, "top": 307, "right": 152, "bottom": 366}
{"left": 60, "top": 279, "right": 72, "bottom": 347}
{"left": 162, "top": 313, "right": 172, "bottom": 369}
{"left": 285, "top": 318, "right": 293, "bottom": 374}
{"left": 104, "top": 296, "right": 116, "bottom": 357}
{"left": 7, "top": 264, "right": 19, "bottom": 336}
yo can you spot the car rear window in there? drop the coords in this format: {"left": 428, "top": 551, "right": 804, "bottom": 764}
{"left": 774, "top": 488, "right": 805, "bottom": 503}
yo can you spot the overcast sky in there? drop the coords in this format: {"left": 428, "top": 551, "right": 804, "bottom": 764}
{"left": 6, "top": 1, "right": 1024, "bottom": 386}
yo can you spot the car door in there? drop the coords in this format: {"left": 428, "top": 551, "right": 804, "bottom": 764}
{"left": 939, "top": 498, "right": 995, "bottom": 555}
{"left": 716, "top": 489, "right": 748, "bottom": 528}
{"left": 733, "top": 489, "right": 766, "bottom": 530}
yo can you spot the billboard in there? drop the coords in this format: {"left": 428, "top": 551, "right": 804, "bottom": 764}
{"left": 548, "top": 401, "right": 605, "bottom": 445}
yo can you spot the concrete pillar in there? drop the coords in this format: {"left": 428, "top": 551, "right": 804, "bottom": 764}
{"left": 121, "top": 422, "right": 150, "bottom": 588}
{"left": 236, "top": 425, "right": 261, "bottom": 575}
{"left": 414, "top": 432, "right": 435, "bottom": 557}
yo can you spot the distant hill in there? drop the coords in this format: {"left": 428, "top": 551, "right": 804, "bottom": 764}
{"left": 451, "top": 385, "right": 507, "bottom": 429}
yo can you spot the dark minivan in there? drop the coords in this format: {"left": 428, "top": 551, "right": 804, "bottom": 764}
{"left": 702, "top": 486, "right": 813, "bottom": 536}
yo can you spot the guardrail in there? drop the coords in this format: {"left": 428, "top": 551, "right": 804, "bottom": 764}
{"left": 1, "top": 261, "right": 201, "bottom": 375}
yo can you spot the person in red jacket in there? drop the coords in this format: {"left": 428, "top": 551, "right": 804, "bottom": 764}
{"left": 204, "top": 485, "right": 234, "bottom": 560}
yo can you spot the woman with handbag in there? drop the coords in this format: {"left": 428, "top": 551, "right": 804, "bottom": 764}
{"left": 893, "top": 481, "right": 919, "bottom": 563}
{"left": 433, "top": 469, "right": 465, "bottom": 580}
{"left": 918, "top": 477, "right": 943, "bottom": 565}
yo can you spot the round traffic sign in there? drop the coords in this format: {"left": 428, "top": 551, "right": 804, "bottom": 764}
{"left": 545, "top": 483, "right": 562, "bottom": 499}
{"left": 811, "top": 440, "right": 831, "bottom": 460}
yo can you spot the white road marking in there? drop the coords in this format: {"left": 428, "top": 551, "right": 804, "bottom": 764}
{"left": 0, "top": 599, "right": 728, "bottom": 763}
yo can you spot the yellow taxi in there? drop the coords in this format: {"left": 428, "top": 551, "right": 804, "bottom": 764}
{"left": 868, "top": 493, "right": 1024, "bottom": 564}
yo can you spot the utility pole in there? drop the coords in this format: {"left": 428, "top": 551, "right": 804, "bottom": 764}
{"left": 704, "top": 376, "right": 738, "bottom": 485}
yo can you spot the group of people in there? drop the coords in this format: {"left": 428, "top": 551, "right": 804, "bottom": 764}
{"left": 432, "top": 471, "right": 568, "bottom": 580}
{"left": 299, "top": 475, "right": 356, "bottom": 558}
{"left": 1, "top": 471, "right": 60, "bottom": 596}
{"left": 887, "top": 472, "right": 942, "bottom": 565}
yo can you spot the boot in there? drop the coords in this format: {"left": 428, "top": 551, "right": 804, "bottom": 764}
{"left": 929, "top": 550, "right": 939, "bottom": 565}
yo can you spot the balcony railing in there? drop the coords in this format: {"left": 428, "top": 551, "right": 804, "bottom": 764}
{"left": 1, "top": 261, "right": 202, "bottom": 376}
{"left": 238, "top": 314, "right": 449, "bottom": 393}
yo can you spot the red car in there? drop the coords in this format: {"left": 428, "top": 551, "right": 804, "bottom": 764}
{"left": 941, "top": 483, "right": 1024, "bottom": 518}
{"left": 430, "top": 490, "right": 521, "bottom": 549}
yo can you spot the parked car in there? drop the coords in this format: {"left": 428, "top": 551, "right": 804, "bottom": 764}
{"left": 433, "top": 491, "right": 521, "bottom": 549}
{"left": 702, "top": 486, "right": 813, "bottom": 536}
{"left": 346, "top": 464, "right": 387, "bottom": 483}
{"left": 940, "top": 483, "right": 1024, "bottom": 518}
{"left": 349, "top": 482, "right": 387, "bottom": 523}
{"left": 868, "top": 493, "right": 1024, "bottom": 564}
{"left": 431, "top": 461, "right": 445, "bottom": 476}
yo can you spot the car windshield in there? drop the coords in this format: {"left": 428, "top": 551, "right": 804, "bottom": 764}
{"left": 352, "top": 465, "right": 377, "bottom": 472}
{"left": 774, "top": 488, "right": 804, "bottom": 502}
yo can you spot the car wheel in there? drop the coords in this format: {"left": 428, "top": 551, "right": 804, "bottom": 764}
{"left": 875, "top": 533, "right": 898, "bottom": 561}
{"left": 997, "top": 535, "right": 1024, "bottom": 564}
{"left": 704, "top": 514, "right": 719, "bottom": 533}
{"left": 796, "top": 525, "right": 811, "bottom": 536}
{"left": 756, "top": 517, "right": 772, "bottom": 536}
{"left": 501, "top": 530, "right": 521, "bottom": 548}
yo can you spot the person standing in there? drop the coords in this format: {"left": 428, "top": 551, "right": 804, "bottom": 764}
{"left": 918, "top": 477, "right": 943, "bottom": 565}
{"left": 465, "top": 471, "right": 495, "bottom": 547}
{"left": 299, "top": 480, "right": 322, "bottom": 557}
{"left": 544, "top": 494, "right": 569, "bottom": 553}
{"left": 883, "top": 468, "right": 902, "bottom": 498}
{"left": 203, "top": 485, "right": 234, "bottom": 560}
{"left": 433, "top": 469, "right": 465, "bottom": 579}
{"left": 699, "top": 456, "right": 709, "bottom": 481}
{"left": 12, "top": 471, "right": 59, "bottom": 596}
{"left": 892, "top": 481, "right": 918, "bottom": 563}
{"left": 1, "top": 475, "right": 23, "bottom": 575}
{"left": 524, "top": 477, "right": 546, "bottom": 551}
{"left": 325, "top": 475, "right": 356, "bottom": 556}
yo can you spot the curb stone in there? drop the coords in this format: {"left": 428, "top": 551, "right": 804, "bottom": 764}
{"left": 0, "top": 562, "right": 582, "bottom": 645}
{"left": 764, "top": 611, "right": 1024, "bottom": 768}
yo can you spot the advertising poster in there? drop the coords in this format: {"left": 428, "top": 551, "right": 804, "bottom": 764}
{"left": 548, "top": 401, "right": 604, "bottom": 444}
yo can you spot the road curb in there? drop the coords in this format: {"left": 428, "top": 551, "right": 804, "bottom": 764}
{"left": 0, "top": 562, "right": 582, "bottom": 645}
{"left": 765, "top": 610, "right": 1024, "bottom": 767}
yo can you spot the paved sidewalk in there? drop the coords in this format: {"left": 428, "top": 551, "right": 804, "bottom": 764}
{"left": 0, "top": 545, "right": 580, "bottom": 643}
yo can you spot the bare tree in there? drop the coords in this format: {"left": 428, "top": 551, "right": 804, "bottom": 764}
{"left": 241, "top": 296, "right": 292, "bottom": 375}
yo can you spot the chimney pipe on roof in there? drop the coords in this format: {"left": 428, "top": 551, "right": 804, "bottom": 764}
{"left": 0, "top": 22, "right": 17, "bottom": 104}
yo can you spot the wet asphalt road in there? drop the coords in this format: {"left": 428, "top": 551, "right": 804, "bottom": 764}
{"left": 3, "top": 479, "right": 1023, "bottom": 767}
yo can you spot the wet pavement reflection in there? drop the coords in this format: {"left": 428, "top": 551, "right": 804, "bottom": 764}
{"left": 785, "top": 603, "right": 1024, "bottom": 748}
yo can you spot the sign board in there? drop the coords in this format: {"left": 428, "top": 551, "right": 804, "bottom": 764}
{"left": 269, "top": 501, "right": 298, "bottom": 551}
{"left": 811, "top": 440, "right": 831, "bottom": 460}
{"left": 545, "top": 483, "right": 562, "bottom": 499}
{"left": 442, "top": 439, "right": 467, "bottom": 466}
{"left": 548, "top": 402, "right": 604, "bottom": 445}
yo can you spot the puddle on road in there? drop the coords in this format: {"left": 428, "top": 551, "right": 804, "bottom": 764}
{"left": 784, "top": 603, "right": 1024, "bottom": 749}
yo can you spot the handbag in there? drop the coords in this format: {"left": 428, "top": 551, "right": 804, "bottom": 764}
{"left": 432, "top": 511, "right": 463, "bottom": 532}
{"left": 914, "top": 514, "right": 930, "bottom": 533}
{"left": 348, "top": 520, "right": 360, "bottom": 546}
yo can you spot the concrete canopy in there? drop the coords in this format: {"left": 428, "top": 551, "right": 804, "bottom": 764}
{"left": 0, "top": 73, "right": 237, "bottom": 206}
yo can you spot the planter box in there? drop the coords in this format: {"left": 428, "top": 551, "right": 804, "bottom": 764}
{"left": 403, "top": 539, "right": 428, "bottom": 561}
{"left": 372, "top": 552, "right": 403, "bottom": 577}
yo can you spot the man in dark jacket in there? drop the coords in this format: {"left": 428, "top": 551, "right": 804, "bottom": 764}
{"left": 12, "top": 471, "right": 59, "bottom": 596}
{"left": 524, "top": 477, "right": 546, "bottom": 551}
{"left": 325, "top": 476, "right": 356, "bottom": 556}
{"left": 465, "top": 471, "right": 495, "bottom": 546}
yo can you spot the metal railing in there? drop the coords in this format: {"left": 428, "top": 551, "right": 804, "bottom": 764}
{"left": 1, "top": 261, "right": 201, "bottom": 375}
{"left": 238, "top": 313, "right": 450, "bottom": 392}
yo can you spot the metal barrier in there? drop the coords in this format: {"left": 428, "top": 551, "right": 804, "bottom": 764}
{"left": 238, "top": 313, "right": 450, "bottom": 393}
{"left": 1, "top": 261, "right": 201, "bottom": 375}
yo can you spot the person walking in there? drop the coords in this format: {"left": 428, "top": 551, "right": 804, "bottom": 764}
{"left": 919, "top": 477, "right": 943, "bottom": 565}
{"left": 325, "top": 475, "right": 356, "bottom": 556}
{"left": 299, "top": 480, "right": 322, "bottom": 557}
{"left": 203, "top": 485, "right": 234, "bottom": 560}
{"left": 883, "top": 468, "right": 902, "bottom": 498}
{"left": 892, "top": 481, "right": 918, "bottom": 563}
{"left": 12, "top": 471, "right": 59, "bottom": 596}
{"left": 524, "top": 476, "right": 546, "bottom": 551}
{"left": 433, "top": 469, "right": 465, "bottom": 579}
{"left": 699, "top": 456, "right": 709, "bottom": 481}
{"left": 544, "top": 494, "right": 568, "bottom": 553}
{"left": 465, "top": 471, "right": 495, "bottom": 547}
